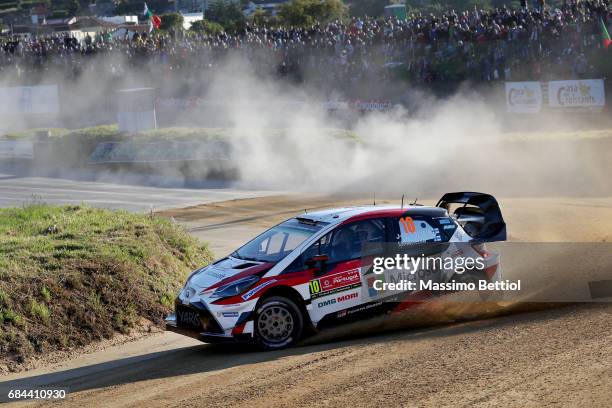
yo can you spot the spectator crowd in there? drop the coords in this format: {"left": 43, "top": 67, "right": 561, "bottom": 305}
{"left": 1, "top": 0, "right": 610, "bottom": 88}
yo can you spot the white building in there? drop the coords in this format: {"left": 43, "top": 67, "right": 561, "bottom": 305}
{"left": 242, "top": 0, "right": 289, "bottom": 17}
{"left": 182, "top": 12, "right": 204, "bottom": 30}
{"left": 100, "top": 16, "right": 139, "bottom": 25}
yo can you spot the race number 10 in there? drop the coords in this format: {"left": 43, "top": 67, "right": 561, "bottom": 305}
{"left": 399, "top": 217, "right": 416, "bottom": 234}
{"left": 309, "top": 280, "right": 321, "bottom": 295}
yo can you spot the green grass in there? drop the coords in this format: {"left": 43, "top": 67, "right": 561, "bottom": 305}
{"left": 2, "top": 125, "right": 359, "bottom": 142}
{"left": 0, "top": 204, "right": 213, "bottom": 367}
{"left": 503, "top": 129, "right": 612, "bottom": 141}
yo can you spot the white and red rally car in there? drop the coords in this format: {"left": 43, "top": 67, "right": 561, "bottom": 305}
{"left": 166, "top": 192, "right": 506, "bottom": 349}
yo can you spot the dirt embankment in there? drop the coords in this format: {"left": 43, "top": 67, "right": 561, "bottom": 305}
{"left": 0, "top": 205, "right": 213, "bottom": 373}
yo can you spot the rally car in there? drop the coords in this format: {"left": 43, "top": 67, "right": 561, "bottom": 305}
{"left": 166, "top": 192, "right": 506, "bottom": 349}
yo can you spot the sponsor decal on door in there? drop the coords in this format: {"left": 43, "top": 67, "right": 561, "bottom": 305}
{"left": 317, "top": 291, "right": 359, "bottom": 308}
{"left": 309, "top": 268, "right": 361, "bottom": 299}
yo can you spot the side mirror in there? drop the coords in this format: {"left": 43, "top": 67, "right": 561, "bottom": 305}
{"left": 306, "top": 254, "right": 329, "bottom": 274}
{"left": 310, "top": 254, "right": 329, "bottom": 263}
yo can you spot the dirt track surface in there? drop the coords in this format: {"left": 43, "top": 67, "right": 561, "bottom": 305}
{"left": 0, "top": 172, "right": 279, "bottom": 212}
{"left": 2, "top": 195, "right": 612, "bottom": 407}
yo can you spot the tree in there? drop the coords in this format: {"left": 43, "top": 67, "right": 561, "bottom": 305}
{"left": 277, "top": 0, "right": 348, "bottom": 27}
{"left": 206, "top": 0, "right": 246, "bottom": 32}
{"left": 159, "top": 12, "right": 184, "bottom": 32}
{"left": 189, "top": 19, "right": 224, "bottom": 34}
{"left": 250, "top": 8, "right": 269, "bottom": 26}
{"left": 67, "top": 0, "right": 80, "bottom": 16}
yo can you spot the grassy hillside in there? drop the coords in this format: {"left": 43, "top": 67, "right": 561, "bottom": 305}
{"left": 0, "top": 205, "right": 213, "bottom": 370}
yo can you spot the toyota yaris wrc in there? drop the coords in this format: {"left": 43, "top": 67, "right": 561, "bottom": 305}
{"left": 166, "top": 192, "right": 506, "bottom": 349}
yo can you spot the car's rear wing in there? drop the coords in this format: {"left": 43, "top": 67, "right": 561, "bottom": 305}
{"left": 436, "top": 192, "right": 506, "bottom": 242}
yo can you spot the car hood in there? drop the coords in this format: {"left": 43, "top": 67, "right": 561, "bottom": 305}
{"left": 188, "top": 257, "right": 274, "bottom": 292}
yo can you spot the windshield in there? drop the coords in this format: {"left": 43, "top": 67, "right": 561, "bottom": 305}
{"left": 231, "top": 218, "right": 328, "bottom": 263}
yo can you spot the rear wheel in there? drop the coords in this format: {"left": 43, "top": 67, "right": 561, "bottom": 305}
{"left": 254, "top": 296, "right": 303, "bottom": 350}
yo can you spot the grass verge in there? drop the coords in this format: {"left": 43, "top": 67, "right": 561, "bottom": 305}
{"left": 2, "top": 125, "right": 359, "bottom": 143}
{"left": 0, "top": 204, "right": 213, "bottom": 370}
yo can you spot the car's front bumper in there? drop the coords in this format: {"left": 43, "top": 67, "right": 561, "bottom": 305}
{"left": 165, "top": 314, "right": 206, "bottom": 340}
{"left": 165, "top": 314, "right": 250, "bottom": 343}
{"left": 165, "top": 299, "right": 253, "bottom": 344}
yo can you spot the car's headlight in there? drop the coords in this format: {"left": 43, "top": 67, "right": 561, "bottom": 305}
{"left": 209, "top": 275, "right": 260, "bottom": 299}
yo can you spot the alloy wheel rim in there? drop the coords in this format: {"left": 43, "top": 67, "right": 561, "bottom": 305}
{"left": 257, "top": 305, "right": 294, "bottom": 343}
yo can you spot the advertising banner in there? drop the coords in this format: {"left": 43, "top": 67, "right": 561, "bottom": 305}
{"left": 548, "top": 79, "right": 605, "bottom": 109}
{"left": 505, "top": 82, "right": 542, "bottom": 113}
{"left": 0, "top": 85, "right": 59, "bottom": 115}
{"left": 116, "top": 88, "right": 157, "bottom": 132}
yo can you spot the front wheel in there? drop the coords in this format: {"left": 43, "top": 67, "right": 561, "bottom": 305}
{"left": 254, "top": 296, "right": 304, "bottom": 350}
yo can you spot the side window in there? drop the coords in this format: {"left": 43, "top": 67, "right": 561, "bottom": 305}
{"left": 301, "top": 233, "right": 332, "bottom": 261}
{"left": 397, "top": 215, "right": 443, "bottom": 243}
{"left": 287, "top": 219, "right": 387, "bottom": 271}
{"left": 432, "top": 216, "right": 458, "bottom": 241}
{"left": 285, "top": 256, "right": 304, "bottom": 273}
{"left": 353, "top": 219, "right": 386, "bottom": 257}
{"left": 327, "top": 219, "right": 386, "bottom": 263}
{"left": 284, "top": 234, "right": 332, "bottom": 273}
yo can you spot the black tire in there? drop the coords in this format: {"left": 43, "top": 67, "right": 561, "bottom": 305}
{"left": 254, "top": 296, "right": 304, "bottom": 350}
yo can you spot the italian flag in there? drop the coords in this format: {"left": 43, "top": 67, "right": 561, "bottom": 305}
{"left": 601, "top": 18, "right": 611, "bottom": 49}
{"left": 144, "top": 3, "right": 161, "bottom": 31}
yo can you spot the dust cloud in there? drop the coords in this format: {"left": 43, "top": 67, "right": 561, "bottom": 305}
{"left": 1, "top": 50, "right": 611, "bottom": 197}
{"left": 185, "top": 56, "right": 611, "bottom": 197}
